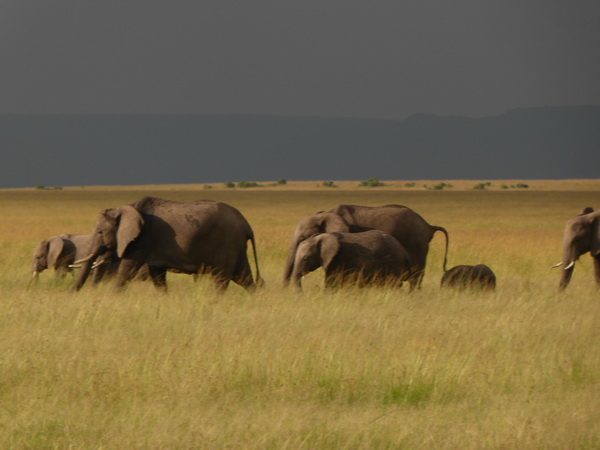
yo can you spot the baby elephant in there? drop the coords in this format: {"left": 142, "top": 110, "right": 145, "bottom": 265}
{"left": 290, "top": 230, "right": 412, "bottom": 290}
{"left": 441, "top": 264, "right": 496, "bottom": 291}
{"left": 31, "top": 234, "right": 92, "bottom": 279}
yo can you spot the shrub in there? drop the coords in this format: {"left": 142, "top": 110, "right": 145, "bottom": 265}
{"left": 432, "top": 182, "right": 452, "bottom": 190}
{"left": 203, "top": 184, "right": 213, "bottom": 190}
{"left": 516, "top": 183, "right": 529, "bottom": 189}
{"left": 322, "top": 181, "right": 337, "bottom": 188}
{"left": 276, "top": 178, "right": 287, "bottom": 185}
{"left": 237, "top": 181, "right": 262, "bottom": 188}
{"left": 404, "top": 182, "right": 416, "bottom": 188}
{"left": 359, "top": 178, "right": 385, "bottom": 187}
{"left": 473, "top": 182, "right": 492, "bottom": 190}
{"left": 224, "top": 181, "right": 235, "bottom": 188}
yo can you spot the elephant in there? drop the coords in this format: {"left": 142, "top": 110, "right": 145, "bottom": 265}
{"left": 440, "top": 264, "right": 496, "bottom": 291}
{"left": 290, "top": 230, "right": 412, "bottom": 290}
{"left": 32, "top": 234, "right": 93, "bottom": 278}
{"left": 32, "top": 233, "right": 127, "bottom": 284}
{"left": 72, "top": 196, "right": 262, "bottom": 292}
{"left": 284, "top": 204, "right": 448, "bottom": 289}
{"left": 553, "top": 207, "right": 600, "bottom": 290}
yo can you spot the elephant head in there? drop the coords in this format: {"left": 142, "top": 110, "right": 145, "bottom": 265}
{"left": 31, "top": 236, "right": 75, "bottom": 278}
{"left": 32, "top": 236, "right": 61, "bottom": 277}
{"left": 553, "top": 207, "right": 600, "bottom": 290}
{"left": 290, "top": 233, "right": 341, "bottom": 290}
{"left": 283, "top": 212, "right": 350, "bottom": 287}
{"left": 72, "top": 206, "right": 144, "bottom": 291}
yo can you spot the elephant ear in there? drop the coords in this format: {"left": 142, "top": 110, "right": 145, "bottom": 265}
{"left": 591, "top": 215, "right": 600, "bottom": 257}
{"left": 580, "top": 207, "right": 594, "bottom": 215}
{"left": 320, "top": 213, "right": 350, "bottom": 234}
{"left": 47, "top": 236, "right": 65, "bottom": 267}
{"left": 319, "top": 233, "right": 341, "bottom": 271}
{"left": 115, "top": 205, "right": 144, "bottom": 258}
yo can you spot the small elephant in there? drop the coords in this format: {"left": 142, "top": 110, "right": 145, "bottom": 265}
{"left": 553, "top": 207, "right": 600, "bottom": 290}
{"left": 441, "top": 264, "right": 496, "bottom": 291}
{"left": 31, "top": 234, "right": 93, "bottom": 279}
{"left": 290, "top": 230, "right": 412, "bottom": 290}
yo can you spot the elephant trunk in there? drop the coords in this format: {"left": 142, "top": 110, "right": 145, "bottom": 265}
{"left": 558, "top": 244, "right": 578, "bottom": 291}
{"left": 71, "top": 238, "right": 106, "bottom": 291}
{"left": 283, "top": 240, "right": 299, "bottom": 288}
{"left": 559, "top": 264, "right": 574, "bottom": 291}
{"left": 71, "top": 258, "right": 94, "bottom": 291}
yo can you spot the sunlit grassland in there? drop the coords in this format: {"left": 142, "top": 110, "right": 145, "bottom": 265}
{"left": 0, "top": 181, "right": 599, "bottom": 448}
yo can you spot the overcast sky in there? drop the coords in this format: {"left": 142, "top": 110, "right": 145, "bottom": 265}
{"left": 1, "top": 0, "right": 598, "bottom": 120}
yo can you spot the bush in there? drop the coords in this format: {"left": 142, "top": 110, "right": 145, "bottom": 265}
{"left": 203, "top": 184, "right": 213, "bottom": 190}
{"left": 473, "top": 182, "right": 492, "bottom": 190}
{"left": 516, "top": 183, "right": 529, "bottom": 189}
{"left": 224, "top": 181, "right": 235, "bottom": 188}
{"left": 432, "top": 182, "right": 452, "bottom": 190}
{"left": 276, "top": 178, "right": 287, "bottom": 185}
{"left": 237, "top": 181, "right": 262, "bottom": 188}
{"left": 322, "top": 181, "right": 337, "bottom": 188}
{"left": 404, "top": 182, "right": 416, "bottom": 188}
{"left": 359, "top": 178, "right": 385, "bottom": 187}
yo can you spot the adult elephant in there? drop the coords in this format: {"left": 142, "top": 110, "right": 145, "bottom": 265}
{"left": 284, "top": 204, "right": 449, "bottom": 289}
{"left": 72, "top": 196, "right": 262, "bottom": 292}
{"left": 553, "top": 207, "right": 600, "bottom": 290}
{"left": 291, "top": 230, "right": 412, "bottom": 290}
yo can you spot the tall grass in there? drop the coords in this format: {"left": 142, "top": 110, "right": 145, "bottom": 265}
{"left": 0, "top": 182, "right": 599, "bottom": 448}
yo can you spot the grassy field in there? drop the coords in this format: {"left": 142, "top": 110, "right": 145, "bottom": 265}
{"left": 1, "top": 180, "right": 599, "bottom": 448}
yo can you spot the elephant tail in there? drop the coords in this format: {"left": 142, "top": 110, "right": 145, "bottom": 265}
{"left": 249, "top": 234, "right": 264, "bottom": 288}
{"left": 432, "top": 226, "right": 449, "bottom": 272}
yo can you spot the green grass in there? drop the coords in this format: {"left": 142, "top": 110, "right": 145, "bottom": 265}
{"left": 0, "top": 182, "right": 599, "bottom": 448}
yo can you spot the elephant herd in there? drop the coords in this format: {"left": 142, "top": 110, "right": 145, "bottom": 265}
{"left": 31, "top": 196, "right": 600, "bottom": 293}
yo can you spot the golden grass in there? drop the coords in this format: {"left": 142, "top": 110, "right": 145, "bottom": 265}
{"left": 0, "top": 182, "right": 599, "bottom": 448}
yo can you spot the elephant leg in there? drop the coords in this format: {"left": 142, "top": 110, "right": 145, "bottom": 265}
{"left": 232, "top": 254, "right": 255, "bottom": 292}
{"left": 593, "top": 256, "right": 600, "bottom": 289}
{"left": 148, "top": 266, "right": 168, "bottom": 292}
{"left": 114, "top": 259, "right": 144, "bottom": 290}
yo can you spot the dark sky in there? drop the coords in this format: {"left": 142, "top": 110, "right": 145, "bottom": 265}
{"left": 1, "top": 1, "right": 599, "bottom": 120}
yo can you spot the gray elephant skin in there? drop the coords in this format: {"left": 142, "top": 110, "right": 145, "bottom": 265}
{"left": 441, "top": 264, "right": 496, "bottom": 291}
{"left": 72, "top": 196, "right": 262, "bottom": 292}
{"left": 32, "top": 234, "right": 91, "bottom": 278}
{"left": 291, "top": 230, "right": 412, "bottom": 290}
{"left": 553, "top": 207, "right": 600, "bottom": 290}
{"left": 284, "top": 204, "right": 448, "bottom": 289}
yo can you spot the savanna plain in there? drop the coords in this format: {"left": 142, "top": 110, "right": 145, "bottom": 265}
{"left": 0, "top": 180, "right": 599, "bottom": 448}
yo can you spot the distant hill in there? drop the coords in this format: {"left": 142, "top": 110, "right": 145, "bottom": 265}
{"left": 1, "top": 106, "right": 599, "bottom": 188}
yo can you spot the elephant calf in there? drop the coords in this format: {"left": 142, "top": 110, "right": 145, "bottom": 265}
{"left": 441, "top": 264, "right": 496, "bottom": 291}
{"left": 31, "top": 234, "right": 92, "bottom": 279}
{"left": 291, "top": 230, "right": 412, "bottom": 290}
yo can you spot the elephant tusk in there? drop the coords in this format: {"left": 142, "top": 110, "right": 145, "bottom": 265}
{"left": 91, "top": 258, "right": 107, "bottom": 269}
{"left": 551, "top": 262, "right": 562, "bottom": 268}
{"left": 72, "top": 254, "right": 96, "bottom": 265}
{"left": 564, "top": 261, "right": 575, "bottom": 270}
{"left": 68, "top": 264, "right": 82, "bottom": 269}
{"left": 32, "top": 271, "right": 39, "bottom": 278}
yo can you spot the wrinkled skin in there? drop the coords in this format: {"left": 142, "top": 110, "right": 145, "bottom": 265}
{"left": 284, "top": 204, "right": 448, "bottom": 290}
{"left": 291, "top": 230, "right": 412, "bottom": 290}
{"left": 554, "top": 207, "right": 600, "bottom": 291}
{"left": 441, "top": 264, "right": 496, "bottom": 291}
{"left": 73, "top": 197, "right": 262, "bottom": 292}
